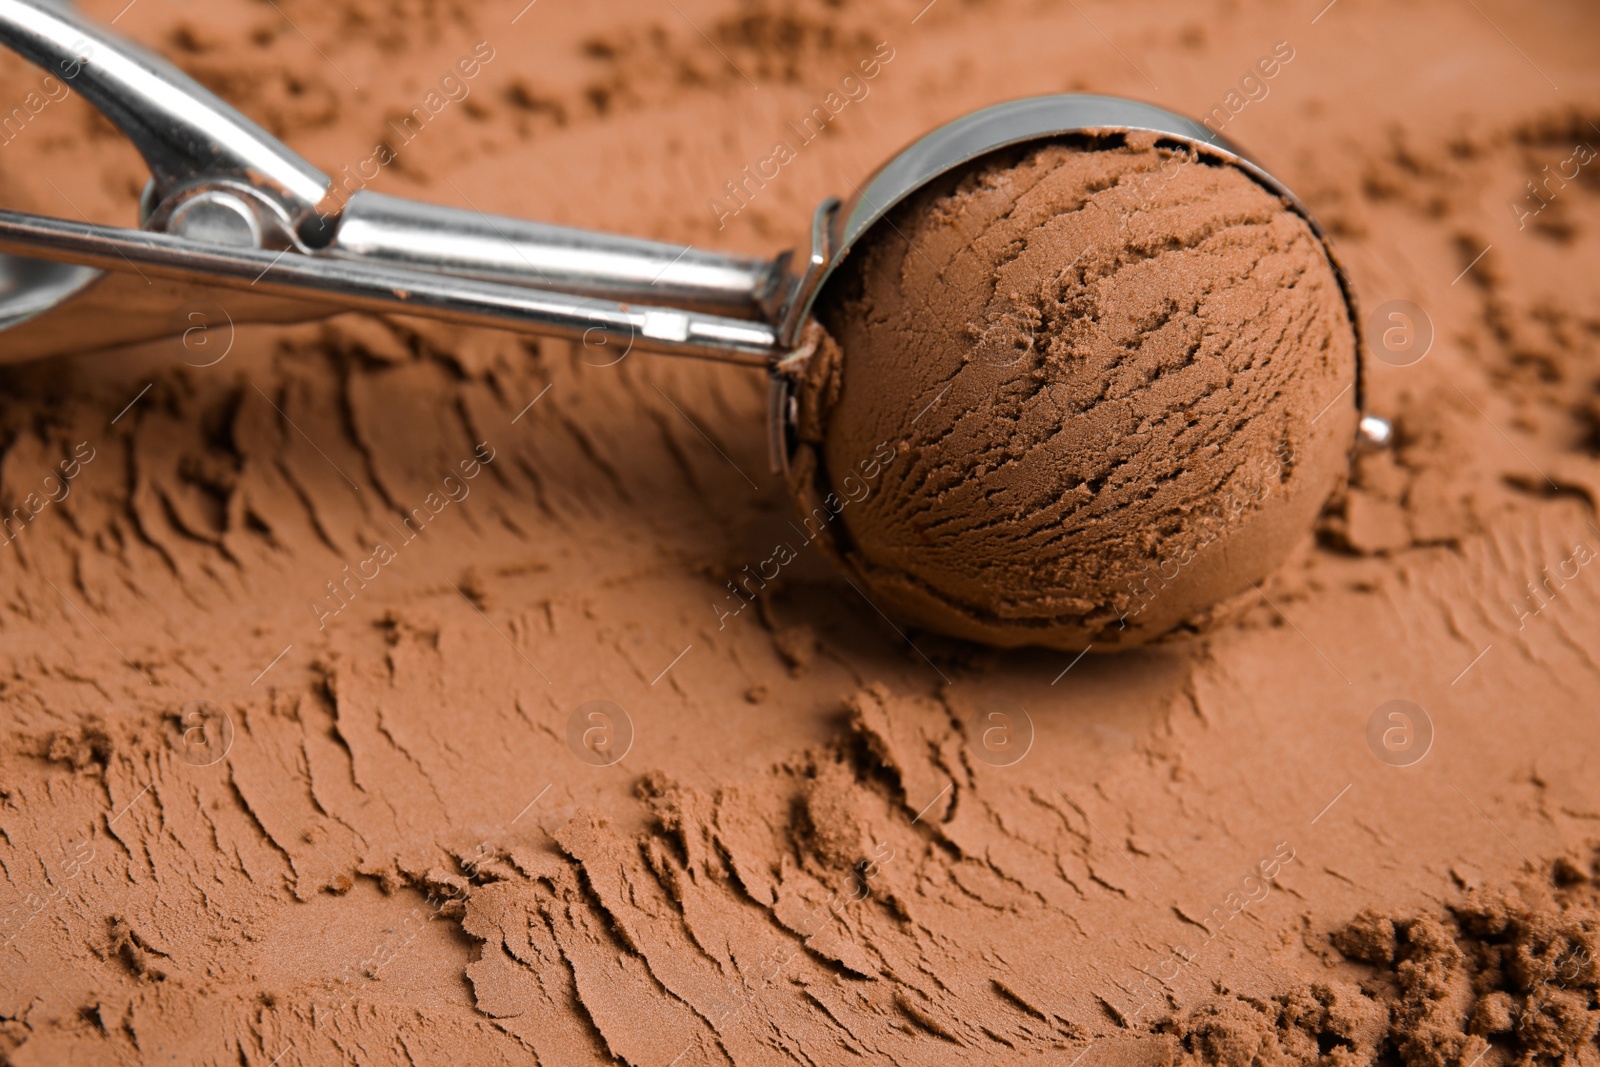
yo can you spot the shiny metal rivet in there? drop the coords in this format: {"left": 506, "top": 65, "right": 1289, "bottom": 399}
{"left": 1357, "top": 414, "right": 1393, "bottom": 451}
{"left": 167, "top": 192, "right": 263, "bottom": 249}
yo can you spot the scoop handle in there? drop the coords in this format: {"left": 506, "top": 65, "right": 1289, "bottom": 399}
{"left": 0, "top": 0, "right": 790, "bottom": 363}
{"left": 0, "top": 208, "right": 781, "bottom": 365}
{"left": 0, "top": 0, "right": 328, "bottom": 224}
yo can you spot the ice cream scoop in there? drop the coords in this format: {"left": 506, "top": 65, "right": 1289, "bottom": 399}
{"left": 0, "top": 0, "right": 1381, "bottom": 649}
{"left": 789, "top": 136, "right": 1358, "bottom": 648}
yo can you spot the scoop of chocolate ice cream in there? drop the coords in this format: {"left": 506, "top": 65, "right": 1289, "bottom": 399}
{"left": 789, "top": 135, "right": 1359, "bottom": 649}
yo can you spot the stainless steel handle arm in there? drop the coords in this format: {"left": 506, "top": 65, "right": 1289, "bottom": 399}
{"left": 0, "top": 0, "right": 329, "bottom": 226}
{"left": 0, "top": 0, "right": 790, "bottom": 360}
{"left": 0, "top": 209, "right": 780, "bottom": 365}
{"left": 328, "top": 192, "right": 784, "bottom": 319}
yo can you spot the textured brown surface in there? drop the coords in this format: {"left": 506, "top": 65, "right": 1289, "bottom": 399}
{"left": 1, "top": 0, "right": 1599, "bottom": 1064}
{"left": 798, "top": 137, "right": 1358, "bottom": 648}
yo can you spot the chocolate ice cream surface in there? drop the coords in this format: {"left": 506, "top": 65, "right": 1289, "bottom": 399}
{"left": 794, "top": 135, "right": 1358, "bottom": 648}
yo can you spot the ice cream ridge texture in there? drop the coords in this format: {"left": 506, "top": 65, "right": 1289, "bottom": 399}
{"left": 789, "top": 134, "right": 1359, "bottom": 649}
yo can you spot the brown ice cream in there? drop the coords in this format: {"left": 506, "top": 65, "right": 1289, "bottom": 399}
{"left": 4, "top": 0, "right": 1600, "bottom": 1064}
{"left": 792, "top": 137, "right": 1359, "bottom": 649}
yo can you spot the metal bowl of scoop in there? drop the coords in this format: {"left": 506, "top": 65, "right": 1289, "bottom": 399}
{"left": 766, "top": 97, "right": 1372, "bottom": 651}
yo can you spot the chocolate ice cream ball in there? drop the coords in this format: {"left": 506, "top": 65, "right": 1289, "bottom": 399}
{"left": 788, "top": 136, "right": 1358, "bottom": 650}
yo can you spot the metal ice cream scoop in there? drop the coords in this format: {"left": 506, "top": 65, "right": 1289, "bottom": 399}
{"left": 0, "top": 0, "right": 1384, "bottom": 466}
